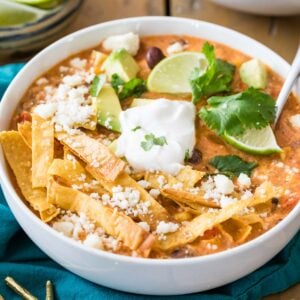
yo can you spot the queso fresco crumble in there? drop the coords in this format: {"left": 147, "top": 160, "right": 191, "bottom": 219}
{"left": 0, "top": 31, "right": 299, "bottom": 259}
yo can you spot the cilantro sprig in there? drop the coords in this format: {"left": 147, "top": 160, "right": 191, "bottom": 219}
{"left": 89, "top": 74, "right": 106, "bottom": 97}
{"left": 189, "top": 42, "right": 235, "bottom": 103}
{"left": 199, "top": 87, "right": 276, "bottom": 137}
{"left": 141, "top": 133, "right": 167, "bottom": 151}
{"left": 209, "top": 155, "right": 258, "bottom": 177}
{"left": 111, "top": 74, "right": 147, "bottom": 101}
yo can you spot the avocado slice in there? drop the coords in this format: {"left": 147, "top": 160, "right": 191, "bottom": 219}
{"left": 130, "top": 98, "right": 153, "bottom": 108}
{"left": 108, "top": 139, "right": 118, "bottom": 153}
{"left": 102, "top": 48, "right": 140, "bottom": 82}
{"left": 239, "top": 59, "right": 267, "bottom": 89}
{"left": 93, "top": 85, "right": 122, "bottom": 132}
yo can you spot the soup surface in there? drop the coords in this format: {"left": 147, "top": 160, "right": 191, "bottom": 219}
{"left": 1, "top": 33, "right": 299, "bottom": 259}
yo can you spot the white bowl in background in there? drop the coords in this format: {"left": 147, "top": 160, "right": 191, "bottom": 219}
{"left": 211, "top": 0, "right": 300, "bottom": 16}
{"left": 0, "top": 17, "right": 299, "bottom": 295}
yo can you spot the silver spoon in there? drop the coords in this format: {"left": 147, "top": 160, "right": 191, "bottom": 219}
{"left": 274, "top": 46, "right": 300, "bottom": 124}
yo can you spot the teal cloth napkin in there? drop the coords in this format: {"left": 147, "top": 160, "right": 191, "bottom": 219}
{"left": 0, "top": 63, "right": 299, "bottom": 300}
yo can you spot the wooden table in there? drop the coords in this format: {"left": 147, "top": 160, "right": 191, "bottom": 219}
{"left": 2, "top": 0, "right": 300, "bottom": 298}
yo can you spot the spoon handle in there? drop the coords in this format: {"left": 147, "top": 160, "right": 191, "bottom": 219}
{"left": 275, "top": 46, "right": 300, "bottom": 124}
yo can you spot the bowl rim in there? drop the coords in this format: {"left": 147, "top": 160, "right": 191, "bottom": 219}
{"left": 0, "top": 16, "right": 299, "bottom": 265}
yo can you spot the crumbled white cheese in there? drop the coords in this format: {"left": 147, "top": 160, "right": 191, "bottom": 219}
{"left": 220, "top": 196, "right": 237, "bottom": 208}
{"left": 241, "top": 190, "right": 253, "bottom": 200}
{"left": 172, "top": 182, "right": 184, "bottom": 190}
{"left": 206, "top": 243, "right": 218, "bottom": 250}
{"left": 237, "top": 173, "right": 251, "bottom": 188}
{"left": 137, "top": 180, "right": 150, "bottom": 189}
{"left": 166, "top": 41, "right": 185, "bottom": 55}
{"left": 90, "top": 192, "right": 101, "bottom": 200}
{"left": 275, "top": 161, "right": 284, "bottom": 168}
{"left": 156, "top": 221, "right": 179, "bottom": 234}
{"left": 102, "top": 32, "right": 140, "bottom": 56}
{"left": 138, "top": 222, "right": 150, "bottom": 232}
{"left": 101, "top": 186, "right": 150, "bottom": 216}
{"left": 52, "top": 221, "right": 74, "bottom": 237}
{"left": 52, "top": 212, "right": 119, "bottom": 251}
{"left": 62, "top": 74, "right": 85, "bottom": 87}
{"left": 157, "top": 175, "right": 166, "bottom": 188}
{"left": 202, "top": 176, "right": 238, "bottom": 206}
{"left": 289, "top": 114, "right": 300, "bottom": 128}
{"left": 59, "top": 65, "right": 69, "bottom": 73}
{"left": 34, "top": 103, "right": 57, "bottom": 119}
{"left": 149, "top": 188, "right": 160, "bottom": 198}
{"left": 69, "top": 57, "right": 87, "bottom": 69}
{"left": 36, "top": 77, "right": 49, "bottom": 85}
{"left": 214, "top": 175, "right": 234, "bottom": 195}
{"left": 83, "top": 233, "right": 104, "bottom": 249}
{"left": 34, "top": 69, "right": 95, "bottom": 135}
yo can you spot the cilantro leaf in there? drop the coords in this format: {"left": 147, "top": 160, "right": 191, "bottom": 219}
{"left": 199, "top": 87, "right": 276, "bottom": 136}
{"left": 111, "top": 73, "right": 147, "bottom": 101}
{"left": 209, "top": 155, "right": 258, "bottom": 177}
{"left": 184, "top": 149, "right": 190, "bottom": 162}
{"left": 141, "top": 133, "right": 167, "bottom": 151}
{"left": 89, "top": 74, "right": 106, "bottom": 97}
{"left": 111, "top": 73, "right": 124, "bottom": 93}
{"left": 132, "top": 125, "right": 141, "bottom": 132}
{"left": 189, "top": 42, "right": 235, "bottom": 103}
{"left": 154, "top": 135, "right": 167, "bottom": 146}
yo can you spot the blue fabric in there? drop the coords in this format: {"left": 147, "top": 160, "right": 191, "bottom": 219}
{"left": 0, "top": 63, "right": 299, "bottom": 300}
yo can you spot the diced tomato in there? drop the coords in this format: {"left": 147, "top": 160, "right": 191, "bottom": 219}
{"left": 18, "top": 111, "right": 32, "bottom": 123}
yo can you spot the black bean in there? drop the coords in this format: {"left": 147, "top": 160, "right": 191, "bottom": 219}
{"left": 271, "top": 197, "right": 279, "bottom": 205}
{"left": 146, "top": 47, "right": 165, "bottom": 69}
{"left": 171, "top": 248, "right": 195, "bottom": 258}
{"left": 271, "top": 197, "right": 279, "bottom": 211}
{"left": 188, "top": 148, "right": 202, "bottom": 164}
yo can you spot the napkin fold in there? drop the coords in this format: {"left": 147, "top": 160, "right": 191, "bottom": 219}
{"left": 0, "top": 63, "right": 299, "bottom": 299}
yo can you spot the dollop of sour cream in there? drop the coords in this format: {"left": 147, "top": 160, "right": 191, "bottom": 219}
{"left": 116, "top": 98, "right": 196, "bottom": 175}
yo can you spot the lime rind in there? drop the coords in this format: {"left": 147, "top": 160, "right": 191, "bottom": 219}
{"left": 223, "top": 126, "right": 282, "bottom": 155}
{"left": 147, "top": 52, "right": 207, "bottom": 94}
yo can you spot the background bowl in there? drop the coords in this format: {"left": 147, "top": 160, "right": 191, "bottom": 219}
{"left": 211, "top": 0, "right": 300, "bottom": 16}
{"left": 0, "top": 0, "right": 83, "bottom": 62}
{"left": 0, "top": 16, "right": 299, "bottom": 295}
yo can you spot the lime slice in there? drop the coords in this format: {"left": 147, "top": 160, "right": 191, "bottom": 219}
{"left": 147, "top": 52, "right": 207, "bottom": 94}
{"left": 223, "top": 126, "right": 282, "bottom": 155}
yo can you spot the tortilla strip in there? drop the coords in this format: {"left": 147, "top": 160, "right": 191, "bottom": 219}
{"left": 176, "top": 166, "right": 205, "bottom": 188}
{"left": 17, "top": 121, "right": 32, "bottom": 149}
{"left": 48, "top": 158, "right": 106, "bottom": 195}
{"left": 32, "top": 114, "right": 54, "bottom": 188}
{"left": 145, "top": 171, "right": 178, "bottom": 189}
{"left": 219, "top": 218, "right": 252, "bottom": 244}
{"left": 86, "top": 167, "right": 170, "bottom": 230}
{"left": 154, "top": 182, "right": 277, "bottom": 251}
{"left": 56, "top": 131, "right": 125, "bottom": 181}
{"left": 162, "top": 188, "right": 220, "bottom": 208}
{"left": 0, "top": 131, "right": 58, "bottom": 222}
{"left": 145, "top": 167, "right": 204, "bottom": 190}
{"left": 237, "top": 214, "right": 264, "bottom": 227}
{"left": 47, "top": 178, "right": 154, "bottom": 256}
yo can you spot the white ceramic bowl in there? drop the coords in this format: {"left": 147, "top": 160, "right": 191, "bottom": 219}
{"left": 211, "top": 0, "right": 300, "bottom": 16}
{"left": 0, "top": 17, "right": 299, "bottom": 296}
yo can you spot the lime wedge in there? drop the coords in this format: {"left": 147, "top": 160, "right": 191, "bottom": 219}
{"left": 0, "top": 0, "right": 47, "bottom": 27}
{"left": 223, "top": 126, "right": 282, "bottom": 155}
{"left": 147, "top": 52, "right": 207, "bottom": 94}
{"left": 12, "top": 0, "right": 61, "bottom": 9}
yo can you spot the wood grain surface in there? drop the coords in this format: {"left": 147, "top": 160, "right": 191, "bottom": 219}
{"left": 1, "top": 0, "right": 299, "bottom": 298}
